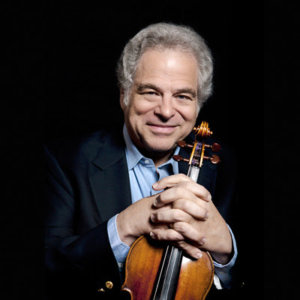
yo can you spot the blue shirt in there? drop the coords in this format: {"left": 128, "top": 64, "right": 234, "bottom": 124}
{"left": 107, "top": 125, "right": 237, "bottom": 288}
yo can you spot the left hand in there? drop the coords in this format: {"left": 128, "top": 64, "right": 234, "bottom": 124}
{"left": 149, "top": 174, "right": 233, "bottom": 264}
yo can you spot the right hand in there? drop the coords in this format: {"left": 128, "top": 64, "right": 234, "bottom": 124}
{"left": 117, "top": 194, "right": 159, "bottom": 246}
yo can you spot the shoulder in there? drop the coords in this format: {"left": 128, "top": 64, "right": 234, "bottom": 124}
{"left": 44, "top": 128, "right": 125, "bottom": 168}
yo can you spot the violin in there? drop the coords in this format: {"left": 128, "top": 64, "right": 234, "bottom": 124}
{"left": 121, "top": 121, "right": 221, "bottom": 300}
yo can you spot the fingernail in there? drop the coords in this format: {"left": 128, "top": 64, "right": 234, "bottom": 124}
{"left": 200, "top": 238, "right": 206, "bottom": 246}
{"left": 152, "top": 182, "right": 159, "bottom": 189}
{"left": 150, "top": 214, "right": 156, "bottom": 222}
{"left": 195, "top": 250, "right": 202, "bottom": 259}
{"left": 150, "top": 232, "right": 156, "bottom": 239}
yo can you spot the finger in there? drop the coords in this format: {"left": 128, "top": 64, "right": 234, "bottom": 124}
{"left": 172, "top": 199, "right": 208, "bottom": 220}
{"left": 151, "top": 201, "right": 207, "bottom": 223}
{"left": 175, "top": 240, "right": 205, "bottom": 260}
{"left": 152, "top": 174, "right": 191, "bottom": 191}
{"left": 154, "top": 183, "right": 211, "bottom": 208}
{"left": 150, "top": 228, "right": 184, "bottom": 242}
{"left": 151, "top": 208, "right": 192, "bottom": 224}
{"left": 154, "top": 175, "right": 211, "bottom": 202}
{"left": 153, "top": 188, "right": 194, "bottom": 208}
{"left": 172, "top": 221, "right": 206, "bottom": 247}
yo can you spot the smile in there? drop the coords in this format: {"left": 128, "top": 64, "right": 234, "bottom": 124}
{"left": 147, "top": 124, "right": 177, "bottom": 134}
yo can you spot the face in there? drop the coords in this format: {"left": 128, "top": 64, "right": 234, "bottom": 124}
{"left": 120, "top": 48, "right": 199, "bottom": 165}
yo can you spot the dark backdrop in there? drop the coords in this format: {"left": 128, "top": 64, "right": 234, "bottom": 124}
{"left": 264, "top": 1, "right": 300, "bottom": 299}
{"left": 1, "top": 1, "right": 265, "bottom": 299}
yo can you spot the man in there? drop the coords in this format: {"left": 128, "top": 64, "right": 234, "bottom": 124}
{"left": 45, "top": 23, "right": 239, "bottom": 299}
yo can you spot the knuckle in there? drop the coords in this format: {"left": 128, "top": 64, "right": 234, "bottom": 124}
{"left": 172, "top": 199, "right": 181, "bottom": 210}
{"left": 154, "top": 212, "right": 161, "bottom": 221}
{"left": 180, "top": 180, "right": 191, "bottom": 190}
{"left": 157, "top": 194, "right": 164, "bottom": 204}
{"left": 156, "top": 210, "right": 166, "bottom": 221}
{"left": 178, "top": 200, "right": 193, "bottom": 215}
{"left": 176, "top": 240, "right": 188, "bottom": 250}
{"left": 202, "top": 189, "right": 211, "bottom": 201}
{"left": 173, "top": 209, "right": 184, "bottom": 221}
{"left": 206, "top": 191, "right": 212, "bottom": 201}
{"left": 180, "top": 199, "right": 191, "bottom": 211}
{"left": 174, "top": 185, "right": 185, "bottom": 196}
{"left": 199, "top": 207, "right": 208, "bottom": 219}
{"left": 167, "top": 230, "right": 178, "bottom": 240}
{"left": 173, "top": 221, "right": 186, "bottom": 232}
{"left": 178, "top": 174, "right": 188, "bottom": 181}
{"left": 196, "top": 235, "right": 204, "bottom": 245}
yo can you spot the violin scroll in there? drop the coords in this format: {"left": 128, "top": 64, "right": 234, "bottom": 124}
{"left": 176, "top": 121, "right": 221, "bottom": 167}
{"left": 193, "top": 121, "right": 213, "bottom": 137}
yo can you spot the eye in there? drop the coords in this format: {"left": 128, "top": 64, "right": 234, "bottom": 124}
{"left": 176, "top": 94, "right": 192, "bottom": 101}
{"left": 141, "top": 90, "right": 160, "bottom": 98}
{"left": 145, "top": 91, "right": 158, "bottom": 95}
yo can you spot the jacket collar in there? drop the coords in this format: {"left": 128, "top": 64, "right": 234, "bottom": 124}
{"left": 91, "top": 129, "right": 126, "bottom": 170}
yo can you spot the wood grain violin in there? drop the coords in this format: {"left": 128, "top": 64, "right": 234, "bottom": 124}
{"left": 121, "top": 121, "right": 221, "bottom": 300}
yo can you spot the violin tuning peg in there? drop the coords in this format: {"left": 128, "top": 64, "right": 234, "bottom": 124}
{"left": 173, "top": 155, "right": 182, "bottom": 162}
{"left": 177, "top": 141, "right": 193, "bottom": 148}
{"left": 210, "top": 154, "right": 220, "bottom": 164}
{"left": 173, "top": 155, "right": 189, "bottom": 163}
{"left": 212, "top": 143, "right": 221, "bottom": 152}
{"left": 203, "top": 154, "right": 220, "bottom": 164}
{"left": 177, "top": 141, "right": 186, "bottom": 148}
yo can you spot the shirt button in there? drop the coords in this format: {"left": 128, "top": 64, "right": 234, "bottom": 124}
{"left": 144, "top": 159, "right": 150, "bottom": 164}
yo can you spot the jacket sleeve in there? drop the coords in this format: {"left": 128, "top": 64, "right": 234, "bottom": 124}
{"left": 44, "top": 145, "right": 122, "bottom": 299}
{"left": 209, "top": 144, "right": 248, "bottom": 297}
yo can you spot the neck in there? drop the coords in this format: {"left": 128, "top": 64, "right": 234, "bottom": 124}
{"left": 139, "top": 148, "right": 175, "bottom": 167}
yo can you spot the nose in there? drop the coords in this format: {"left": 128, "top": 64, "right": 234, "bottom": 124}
{"left": 154, "top": 95, "right": 175, "bottom": 121}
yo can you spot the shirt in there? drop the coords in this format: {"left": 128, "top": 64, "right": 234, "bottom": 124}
{"left": 107, "top": 125, "right": 237, "bottom": 288}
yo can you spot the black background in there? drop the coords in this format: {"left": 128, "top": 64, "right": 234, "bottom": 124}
{"left": 264, "top": 1, "right": 300, "bottom": 299}
{"left": 0, "top": 0, "right": 280, "bottom": 299}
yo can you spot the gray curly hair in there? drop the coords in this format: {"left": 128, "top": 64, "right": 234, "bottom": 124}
{"left": 116, "top": 22, "right": 213, "bottom": 110}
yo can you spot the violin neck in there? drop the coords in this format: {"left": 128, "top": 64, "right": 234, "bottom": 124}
{"left": 151, "top": 165, "right": 200, "bottom": 300}
{"left": 187, "top": 165, "right": 200, "bottom": 182}
{"left": 152, "top": 245, "right": 183, "bottom": 300}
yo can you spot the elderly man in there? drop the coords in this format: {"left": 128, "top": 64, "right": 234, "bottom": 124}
{"left": 45, "top": 23, "right": 239, "bottom": 299}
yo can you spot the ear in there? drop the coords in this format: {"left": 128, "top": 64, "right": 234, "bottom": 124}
{"left": 196, "top": 103, "right": 201, "bottom": 116}
{"left": 119, "top": 89, "right": 126, "bottom": 111}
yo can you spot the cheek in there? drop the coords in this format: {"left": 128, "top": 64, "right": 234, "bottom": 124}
{"left": 178, "top": 105, "right": 198, "bottom": 122}
{"left": 130, "top": 99, "right": 157, "bottom": 117}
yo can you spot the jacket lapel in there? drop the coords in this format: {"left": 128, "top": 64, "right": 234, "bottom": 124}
{"left": 89, "top": 131, "right": 132, "bottom": 222}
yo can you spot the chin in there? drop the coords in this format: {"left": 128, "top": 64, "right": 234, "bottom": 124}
{"left": 144, "top": 140, "right": 176, "bottom": 154}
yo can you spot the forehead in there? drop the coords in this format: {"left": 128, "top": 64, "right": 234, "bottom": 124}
{"left": 134, "top": 48, "right": 198, "bottom": 86}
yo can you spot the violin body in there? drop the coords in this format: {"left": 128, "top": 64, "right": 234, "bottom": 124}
{"left": 121, "top": 236, "right": 214, "bottom": 300}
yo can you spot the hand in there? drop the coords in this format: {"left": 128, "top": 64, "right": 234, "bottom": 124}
{"left": 117, "top": 194, "right": 161, "bottom": 247}
{"left": 149, "top": 174, "right": 233, "bottom": 264}
{"left": 116, "top": 174, "right": 204, "bottom": 247}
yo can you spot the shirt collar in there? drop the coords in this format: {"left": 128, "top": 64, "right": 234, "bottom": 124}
{"left": 123, "top": 125, "right": 144, "bottom": 170}
{"left": 123, "top": 124, "right": 180, "bottom": 171}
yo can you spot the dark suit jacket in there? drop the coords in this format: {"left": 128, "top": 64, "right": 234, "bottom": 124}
{"left": 44, "top": 128, "right": 239, "bottom": 299}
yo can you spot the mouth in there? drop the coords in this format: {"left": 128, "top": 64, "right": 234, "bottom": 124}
{"left": 147, "top": 123, "right": 178, "bottom": 134}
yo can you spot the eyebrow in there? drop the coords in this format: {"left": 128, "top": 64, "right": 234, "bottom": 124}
{"left": 136, "top": 83, "right": 197, "bottom": 98}
{"left": 136, "top": 83, "right": 161, "bottom": 93}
